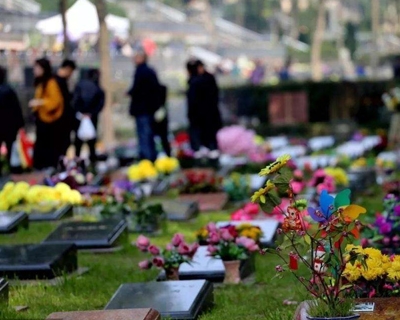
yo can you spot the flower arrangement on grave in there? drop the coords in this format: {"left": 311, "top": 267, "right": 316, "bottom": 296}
{"left": 196, "top": 222, "right": 263, "bottom": 244}
{"left": 252, "top": 154, "right": 368, "bottom": 319}
{"left": 324, "top": 167, "right": 349, "bottom": 187}
{"left": 223, "top": 173, "right": 251, "bottom": 202}
{"left": 343, "top": 246, "right": 400, "bottom": 298}
{"left": 217, "top": 125, "right": 257, "bottom": 157}
{"left": 154, "top": 157, "right": 180, "bottom": 176}
{"left": 361, "top": 194, "right": 400, "bottom": 254}
{"left": 0, "top": 181, "right": 83, "bottom": 212}
{"left": 127, "top": 160, "right": 158, "bottom": 182}
{"left": 308, "top": 168, "right": 336, "bottom": 194}
{"left": 172, "top": 169, "right": 222, "bottom": 194}
{"left": 230, "top": 202, "right": 260, "bottom": 221}
{"left": 136, "top": 233, "right": 199, "bottom": 280}
{"left": 204, "top": 222, "right": 260, "bottom": 283}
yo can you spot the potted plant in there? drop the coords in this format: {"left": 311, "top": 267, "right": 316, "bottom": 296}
{"left": 205, "top": 223, "right": 260, "bottom": 284}
{"left": 252, "top": 154, "right": 368, "bottom": 319}
{"left": 136, "top": 233, "right": 199, "bottom": 280}
{"left": 174, "top": 169, "right": 228, "bottom": 211}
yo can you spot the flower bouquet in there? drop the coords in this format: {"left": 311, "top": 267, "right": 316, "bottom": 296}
{"left": 361, "top": 194, "right": 400, "bottom": 254}
{"left": 136, "top": 233, "right": 199, "bottom": 280}
{"left": 223, "top": 173, "right": 251, "bottom": 202}
{"left": 204, "top": 223, "right": 260, "bottom": 284}
{"left": 252, "top": 155, "right": 368, "bottom": 319}
{"left": 344, "top": 246, "right": 400, "bottom": 298}
{"left": 127, "top": 160, "right": 158, "bottom": 194}
{"left": 175, "top": 169, "right": 228, "bottom": 211}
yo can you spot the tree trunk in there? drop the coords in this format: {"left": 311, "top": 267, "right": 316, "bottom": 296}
{"left": 310, "top": 0, "right": 326, "bottom": 81}
{"left": 370, "top": 0, "right": 380, "bottom": 79}
{"left": 94, "top": 0, "right": 115, "bottom": 148}
{"left": 60, "top": 0, "right": 69, "bottom": 58}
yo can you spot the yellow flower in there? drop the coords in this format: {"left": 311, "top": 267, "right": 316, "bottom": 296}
{"left": 155, "top": 157, "right": 179, "bottom": 174}
{"left": 138, "top": 160, "right": 154, "bottom": 170}
{"left": 363, "top": 247, "right": 382, "bottom": 260}
{"left": 127, "top": 165, "right": 143, "bottom": 182}
{"left": 324, "top": 168, "right": 349, "bottom": 186}
{"left": 344, "top": 261, "right": 362, "bottom": 282}
{"left": 388, "top": 258, "right": 400, "bottom": 281}
{"left": 196, "top": 227, "right": 208, "bottom": 239}
{"left": 251, "top": 181, "right": 275, "bottom": 203}
{"left": 55, "top": 182, "right": 71, "bottom": 193}
{"left": 259, "top": 155, "right": 291, "bottom": 176}
{"left": 362, "top": 258, "right": 386, "bottom": 281}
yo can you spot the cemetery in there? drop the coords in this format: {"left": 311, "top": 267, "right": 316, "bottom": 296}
{"left": 0, "top": 127, "right": 399, "bottom": 320}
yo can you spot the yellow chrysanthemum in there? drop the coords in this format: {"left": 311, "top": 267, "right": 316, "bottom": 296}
{"left": 324, "top": 167, "right": 349, "bottom": 186}
{"left": 362, "top": 258, "right": 385, "bottom": 281}
{"left": 259, "top": 155, "right": 291, "bottom": 176}
{"left": 127, "top": 165, "right": 143, "bottom": 182}
{"left": 363, "top": 247, "right": 382, "bottom": 260}
{"left": 251, "top": 181, "right": 275, "bottom": 203}
{"left": 387, "top": 260, "right": 400, "bottom": 281}
{"left": 155, "top": 157, "right": 179, "bottom": 174}
{"left": 344, "top": 261, "right": 362, "bottom": 282}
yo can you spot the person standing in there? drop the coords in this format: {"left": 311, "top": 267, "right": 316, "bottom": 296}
{"left": 0, "top": 66, "right": 24, "bottom": 174}
{"left": 30, "top": 58, "right": 64, "bottom": 170}
{"left": 72, "top": 68, "right": 105, "bottom": 163}
{"left": 56, "top": 59, "right": 77, "bottom": 155}
{"left": 153, "top": 83, "right": 171, "bottom": 156}
{"left": 187, "top": 60, "right": 222, "bottom": 157}
{"left": 127, "top": 51, "right": 159, "bottom": 161}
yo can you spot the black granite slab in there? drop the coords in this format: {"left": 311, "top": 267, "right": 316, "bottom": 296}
{"left": 43, "top": 218, "right": 128, "bottom": 249}
{"left": 0, "top": 212, "right": 29, "bottom": 234}
{"left": 161, "top": 200, "right": 199, "bottom": 221}
{"left": 105, "top": 280, "right": 214, "bottom": 320}
{"left": 28, "top": 205, "right": 73, "bottom": 222}
{"left": 157, "top": 246, "right": 255, "bottom": 282}
{"left": 0, "top": 278, "right": 8, "bottom": 305}
{"left": 0, "top": 243, "right": 77, "bottom": 280}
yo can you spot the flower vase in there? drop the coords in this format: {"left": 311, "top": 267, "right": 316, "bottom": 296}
{"left": 165, "top": 267, "right": 179, "bottom": 281}
{"left": 223, "top": 260, "right": 241, "bottom": 284}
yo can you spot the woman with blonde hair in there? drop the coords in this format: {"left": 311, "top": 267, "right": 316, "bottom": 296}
{"left": 29, "top": 58, "right": 64, "bottom": 169}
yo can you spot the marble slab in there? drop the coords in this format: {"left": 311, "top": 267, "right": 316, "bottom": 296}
{"left": 0, "top": 211, "right": 28, "bottom": 233}
{"left": 158, "top": 246, "right": 254, "bottom": 282}
{"left": 0, "top": 243, "right": 77, "bottom": 280}
{"left": 43, "top": 218, "right": 127, "bottom": 250}
{"left": 216, "top": 220, "right": 279, "bottom": 247}
{"left": 105, "top": 280, "right": 214, "bottom": 320}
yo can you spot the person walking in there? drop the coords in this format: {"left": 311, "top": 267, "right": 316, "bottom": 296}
{"left": 30, "top": 58, "right": 65, "bottom": 170}
{"left": 187, "top": 60, "right": 222, "bottom": 157}
{"left": 56, "top": 59, "right": 77, "bottom": 155}
{"left": 0, "top": 66, "right": 24, "bottom": 174}
{"left": 127, "top": 50, "right": 160, "bottom": 161}
{"left": 72, "top": 68, "right": 105, "bottom": 163}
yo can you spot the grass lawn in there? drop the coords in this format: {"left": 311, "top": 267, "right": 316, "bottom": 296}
{"left": 0, "top": 189, "right": 384, "bottom": 320}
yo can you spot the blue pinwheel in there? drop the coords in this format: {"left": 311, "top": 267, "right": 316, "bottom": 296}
{"left": 308, "top": 190, "right": 335, "bottom": 223}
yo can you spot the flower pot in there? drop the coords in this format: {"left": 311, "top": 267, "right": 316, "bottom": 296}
{"left": 164, "top": 267, "right": 179, "bottom": 281}
{"left": 222, "top": 260, "right": 241, "bottom": 284}
{"left": 306, "top": 315, "right": 360, "bottom": 320}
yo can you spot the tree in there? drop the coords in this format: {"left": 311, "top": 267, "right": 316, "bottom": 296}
{"left": 94, "top": 0, "right": 115, "bottom": 147}
{"left": 60, "top": 0, "right": 69, "bottom": 58}
{"left": 310, "top": 0, "right": 326, "bottom": 81}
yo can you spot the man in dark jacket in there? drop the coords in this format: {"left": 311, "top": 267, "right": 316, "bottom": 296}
{"left": 0, "top": 66, "right": 24, "bottom": 174}
{"left": 56, "top": 59, "right": 77, "bottom": 155}
{"left": 127, "top": 51, "right": 159, "bottom": 161}
{"left": 187, "top": 60, "right": 222, "bottom": 156}
{"left": 73, "top": 68, "right": 105, "bottom": 163}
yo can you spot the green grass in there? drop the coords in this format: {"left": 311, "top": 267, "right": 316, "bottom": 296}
{"left": 0, "top": 187, "right": 385, "bottom": 320}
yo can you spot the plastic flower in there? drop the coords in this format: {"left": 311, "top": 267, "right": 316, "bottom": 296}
{"left": 259, "top": 155, "right": 291, "bottom": 176}
{"left": 251, "top": 181, "right": 275, "bottom": 203}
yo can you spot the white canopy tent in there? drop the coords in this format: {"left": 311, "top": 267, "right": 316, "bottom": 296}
{"left": 35, "top": 0, "right": 130, "bottom": 40}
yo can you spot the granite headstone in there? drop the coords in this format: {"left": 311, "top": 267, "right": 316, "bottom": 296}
{"left": 28, "top": 205, "right": 73, "bottom": 221}
{"left": 47, "top": 309, "right": 161, "bottom": 320}
{"left": 216, "top": 220, "right": 279, "bottom": 247}
{"left": 158, "top": 246, "right": 254, "bottom": 282}
{"left": 161, "top": 200, "right": 199, "bottom": 221}
{"left": 0, "top": 243, "right": 77, "bottom": 280}
{"left": 0, "top": 212, "right": 28, "bottom": 234}
{"left": 105, "top": 280, "right": 214, "bottom": 320}
{"left": 43, "top": 218, "right": 128, "bottom": 250}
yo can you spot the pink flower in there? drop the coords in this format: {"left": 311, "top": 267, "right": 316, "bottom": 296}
{"left": 207, "top": 245, "right": 218, "bottom": 255}
{"left": 291, "top": 181, "right": 305, "bottom": 195}
{"left": 368, "top": 288, "right": 376, "bottom": 299}
{"left": 138, "top": 260, "right": 152, "bottom": 270}
{"left": 166, "top": 243, "right": 174, "bottom": 251}
{"left": 136, "top": 235, "right": 150, "bottom": 251}
{"left": 243, "top": 203, "right": 259, "bottom": 215}
{"left": 148, "top": 245, "right": 160, "bottom": 255}
{"left": 383, "top": 237, "right": 391, "bottom": 246}
{"left": 220, "top": 228, "right": 234, "bottom": 241}
{"left": 152, "top": 257, "right": 165, "bottom": 268}
{"left": 188, "top": 243, "right": 199, "bottom": 258}
{"left": 394, "top": 235, "right": 400, "bottom": 243}
{"left": 293, "top": 170, "right": 303, "bottom": 179}
{"left": 231, "top": 209, "right": 252, "bottom": 221}
{"left": 360, "top": 238, "right": 369, "bottom": 247}
{"left": 206, "top": 223, "right": 217, "bottom": 232}
{"left": 208, "top": 231, "right": 220, "bottom": 244}
{"left": 171, "top": 233, "right": 184, "bottom": 247}
{"left": 236, "top": 236, "right": 259, "bottom": 251}
{"left": 178, "top": 243, "right": 191, "bottom": 255}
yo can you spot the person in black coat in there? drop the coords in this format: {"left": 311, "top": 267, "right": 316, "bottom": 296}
{"left": 187, "top": 60, "right": 222, "bottom": 155}
{"left": 0, "top": 66, "right": 24, "bottom": 174}
{"left": 72, "top": 68, "right": 105, "bottom": 163}
{"left": 127, "top": 51, "right": 160, "bottom": 161}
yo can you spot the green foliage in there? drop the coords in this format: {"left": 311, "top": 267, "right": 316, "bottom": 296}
{"left": 307, "top": 299, "right": 356, "bottom": 318}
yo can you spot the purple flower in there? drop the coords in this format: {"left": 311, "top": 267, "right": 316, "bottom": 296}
{"left": 394, "top": 206, "right": 400, "bottom": 217}
{"left": 380, "top": 223, "right": 392, "bottom": 234}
